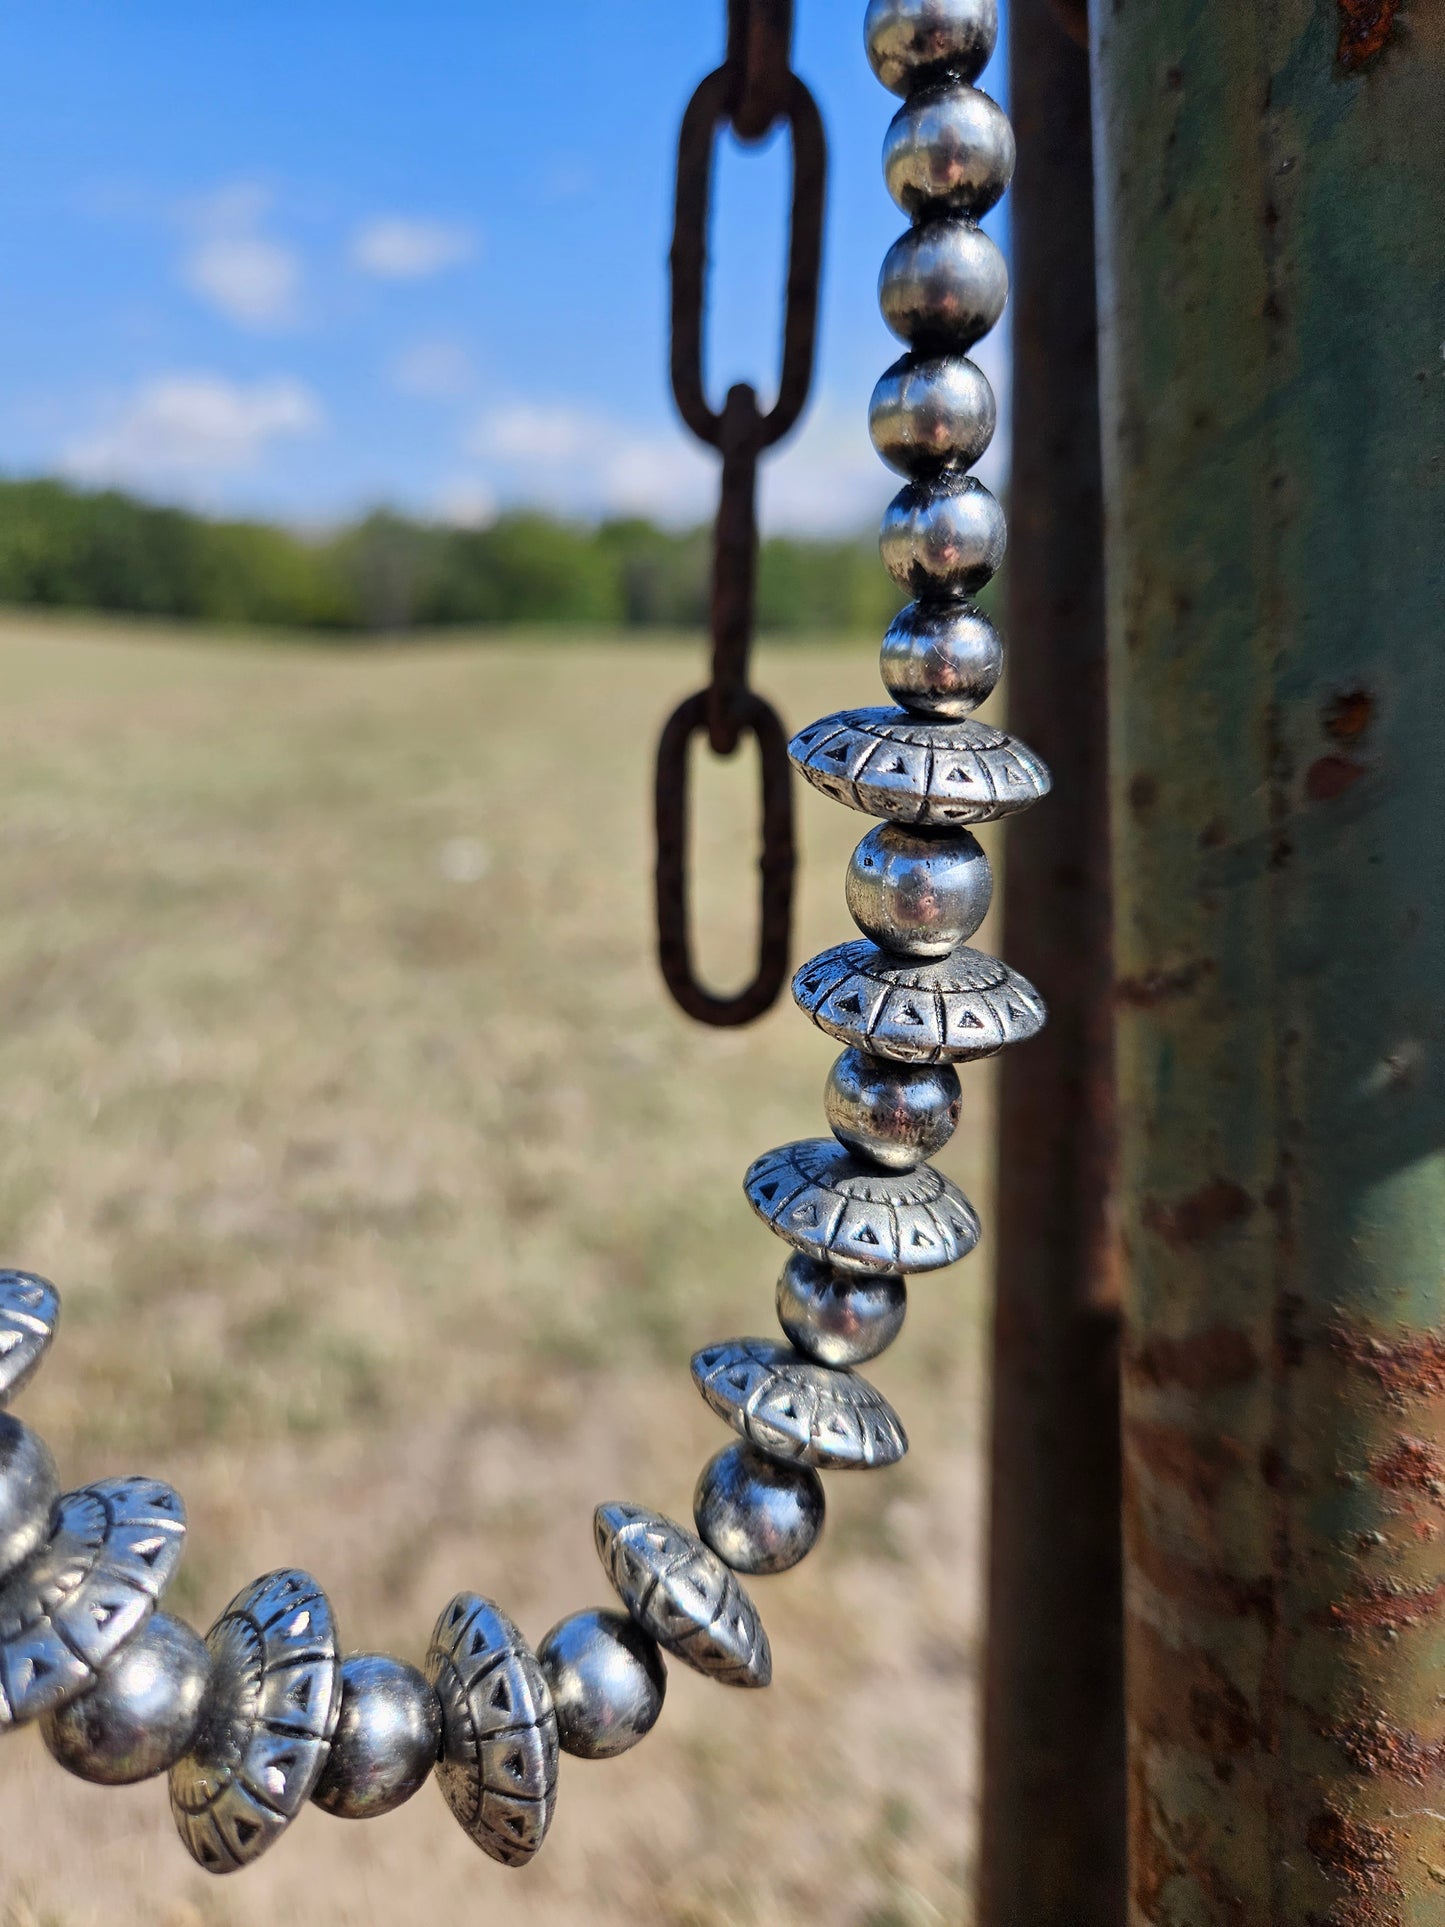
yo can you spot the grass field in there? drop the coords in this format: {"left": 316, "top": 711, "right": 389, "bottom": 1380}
{"left": 0, "top": 613, "right": 997, "bottom": 1927}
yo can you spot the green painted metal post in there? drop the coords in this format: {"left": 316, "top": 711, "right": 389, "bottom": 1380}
{"left": 1092, "top": 3, "right": 1445, "bottom": 1919}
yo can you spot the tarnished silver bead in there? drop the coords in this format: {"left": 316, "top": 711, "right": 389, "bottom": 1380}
{"left": 311, "top": 1654, "right": 441, "bottom": 1821}
{"left": 789, "top": 708, "right": 1051, "bottom": 827}
{"left": 795, "top": 938, "right": 1048, "bottom": 1064}
{"left": 846, "top": 822, "right": 993, "bottom": 958}
{"left": 692, "top": 1338, "right": 909, "bottom": 1470}
{"left": 776, "top": 1254, "right": 908, "bottom": 1367}
{"left": 694, "top": 1444, "right": 825, "bottom": 1576}
{"left": 870, "top": 354, "right": 995, "bottom": 477}
{"left": 0, "top": 1477, "right": 186, "bottom": 1729}
{"left": 880, "top": 218, "right": 1008, "bottom": 350}
{"left": 0, "top": 1272, "right": 59, "bottom": 1408}
{"left": 745, "top": 1138, "right": 980, "bottom": 1274}
{"left": 880, "top": 598, "right": 1003, "bottom": 715}
{"left": 426, "top": 1593, "right": 559, "bottom": 1866}
{"left": 866, "top": 0, "right": 999, "bottom": 95}
{"left": 42, "top": 1612, "right": 209, "bottom": 1785}
{"left": 884, "top": 84, "right": 1014, "bottom": 219}
{"left": 594, "top": 1503, "right": 772, "bottom": 1689}
{"left": 825, "top": 1048, "right": 962, "bottom": 1169}
{"left": 537, "top": 1610, "right": 666, "bottom": 1761}
{"left": 170, "top": 1570, "right": 342, "bottom": 1875}
{"left": 881, "top": 477, "right": 1006, "bottom": 597}
{"left": 0, "top": 1415, "right": 57, "bottom": 1577}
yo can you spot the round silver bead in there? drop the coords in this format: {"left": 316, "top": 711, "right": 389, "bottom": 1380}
{"left": 846, "top": 822, "right": 993, "bottom": 958}
{"left": 311, "top": 1654, "right": 441, "bottom": 1820}
{"left": 694, "top": 1444, "right": 825, "bottom": 1577}
{"left": 879, "top": 217, "right": 1008, "bottom": 350}
{"left": 885, "top": 84, "right": 1014, "bottom": 219}
{"left": 536, "top": 1610, "right": 666, "bottom": 1761}
{"left": 881, "top": 477, "right": 1007, "bottom": 598}
{"left": 776, "top": 1254, "right": 908, "bottom": 1367}
{"left": 870, "top": 354, "right": 995, "bottom": 477}
{"left": 825, "top": 1048, "right": 962, "bottom": 1170}
{"left": 42, "top": 1612, "right": 209, "bottom": 1785}
{"left": 880, "top": 598, "right": 1003, "bottom": 715}
{"left": 0, "top": 1414, "right": 58, "bottom": 1577}
{"left": 866, "top": 0, "right": 999, "bottom": 95}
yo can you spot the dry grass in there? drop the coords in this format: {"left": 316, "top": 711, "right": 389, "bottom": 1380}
{"left": 0, "top": 613, "right": 995, "bottom": 1927}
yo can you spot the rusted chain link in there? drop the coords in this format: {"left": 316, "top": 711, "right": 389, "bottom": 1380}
{"left": 655, "top": 0, "right": 826, "bottom": 1026}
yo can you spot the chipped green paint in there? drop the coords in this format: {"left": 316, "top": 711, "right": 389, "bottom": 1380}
{"left": 1092, "top": 1, "right": 1445, "bottom": 1920}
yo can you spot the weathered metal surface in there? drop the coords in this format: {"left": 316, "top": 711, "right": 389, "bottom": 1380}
{"left": 979, "top": 0, "right": 1123, "bottom": 1919}
{"left": 1093, "top": 2, "right": 1445, "bottom": 1919}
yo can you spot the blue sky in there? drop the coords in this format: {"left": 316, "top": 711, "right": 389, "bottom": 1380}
{"left": 0, "top": 3, "right": 1009, "bottom": 535}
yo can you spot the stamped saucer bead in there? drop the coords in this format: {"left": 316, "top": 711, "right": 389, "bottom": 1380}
{"left": 594, "top": 1502, "right": 772, "bottom": 1688}
{"left": 42, "top": 1612, "right": 210, "bottom": 1786}
{"left": 537, "top": 1610, "right": 666, "bottom": 1761}
{"left": 0, "top": 1271, "right": 60, "bottom": 1407}
{"left": 312, "top": 1654, "right": 441, "bottom": 1821}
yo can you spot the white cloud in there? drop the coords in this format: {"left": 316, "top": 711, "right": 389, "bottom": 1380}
{"left": 467, "top": 402, "right": 714, "bottom": 525}
{"left": 352, "top": 218, "right": 475, "bottom": 280}
{"left": 65, "top": 374, "right": 322, "bottom": 487}
{"left": 179, "top": 182, "right": 302, "bottom": 330}
{"left": 392, "top": 339, "right": 477, "bottom": 400}
{"left": 435, "top": 479, "right": 498, "bottom": 529}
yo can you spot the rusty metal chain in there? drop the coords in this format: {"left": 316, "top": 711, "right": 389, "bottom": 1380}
{"left": 654, "top": 0, "right": 826, "bottom": 1027}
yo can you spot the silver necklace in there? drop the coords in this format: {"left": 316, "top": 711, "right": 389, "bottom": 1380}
{"left": 0, "top": 0, "right": 1046, "bottom": 1877}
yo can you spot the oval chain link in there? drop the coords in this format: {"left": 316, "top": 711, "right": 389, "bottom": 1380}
{"left": 654, "top": 0, "right": 826, "bottom": 1027}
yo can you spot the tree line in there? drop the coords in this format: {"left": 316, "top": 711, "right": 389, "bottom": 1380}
{"left": 0, "top": 480, "right": 903, "bottom": 635}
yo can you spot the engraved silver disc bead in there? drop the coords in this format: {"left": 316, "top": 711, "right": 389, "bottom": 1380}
{"left": 794, "top": 938, "right": 1048, "bottom": 1064}
{"left": 536, "top": 1609, "right": 666, "bottom": 1761}
{"left": 0, "top": 1477, "right": 187, "bottom": 1730}
{"left": 42, "top": 1612, "right": 210, "bottom": 1785}
{"left": 426, "top": 1593, "right": 559, "bottom": 1866}
{"left": 880, "top": 477, "right": 1007, "bottom": 597}
{"left": 745, "top": 1138, "right": 979, "bottom": 1274}
{"left": 880, "top": 218, "right": 1008, "bottom": 351}
{"left": 884, "top": 83, "right": 1015, "bottom": 219}
{"left": 880, "top": 598, "right": 1004, "bottom": 716}
{"left": 775, "top": 1254, "right": 908, "bottom": 1367}
{"left": 0, "top": 1272, "right": 60, "bottom": 1408}
{"left": 846, "top": 822, "right": 993, "bottom": 959}
{"left": 866, "top": 0, "right": 999, "bottom": 95}
{"left": 694, "top": 1443, "right": 825, "bottom": 1576}
{"left": 825, "top": 1048, "right": 962, "bottom": 1170}
{"left": 170, "top": 1570, "right": 342, "bottom": 1874}
{"left": 790, "top": 708, "right": 1052, "bottom": 827}
{"left": 311, "top": 1653, "right": 442, "bottom": 1820}
{"left": 870, "top": 354, "right": 995, "bottom": 476}
{"left": 0, "top": 1415, "right": 58, "bottom": 1578}
{"left": 594, "top": 1503, "right": 772, "bottom": 1689}
{"left": 692, "top": 1338, "right": 909, "bottom": 1469}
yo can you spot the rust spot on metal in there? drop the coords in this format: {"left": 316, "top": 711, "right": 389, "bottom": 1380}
{"left": 1331, "top": 1715, "right": 1445, "bottom": 1785}
{"left": 1323, "top": 1577, "right": 1445, "bottom": 1636}
{"left": 1116, "top": 957, "right": 1215, "bottom": 1006}
{"left": 1128, "top": 770, "right": 1159, "bottom": 815}
{"left": 1330, "top": 1322, "right": 1445, "bottom": 1404}
{"left": 1142, "top": 1179, "right": 1255, "bottom": 1247}
{"left": 1324, "top": 687, "right": 1376, "bottom": 742}
{"left": 1127, "top": 1416, "right": 1246, "bottom": 1508}
{"left": 1307, "top": 752, "right": 1369, "bottom": 801}
{"left": 1307, "top": 1808, "right": 1403, "bottom": 1897}
{"left": 1370, "top": 1435, "right": 1445, "bottom": 1496}
{"left": 1132, "top": 1325, "right": 1259, "bottom": 1392}
{"left": 1126, "top": 1507, "right": 1274, "bottom": 1621}
{"left": 1337, "top": 0, "right": 1402, "bottom": 72}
